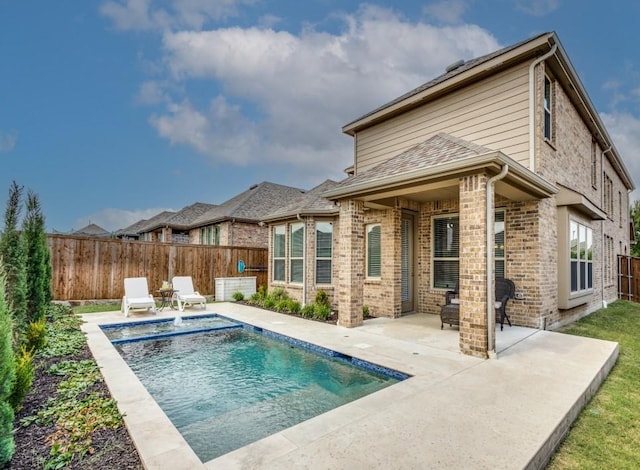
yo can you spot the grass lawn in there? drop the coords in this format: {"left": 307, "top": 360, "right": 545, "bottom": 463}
{"left": 72, "top": 304, "right": 122, "bottom": 314}
{"left": 547, "top": 300, "right": 640, "bottom": 469}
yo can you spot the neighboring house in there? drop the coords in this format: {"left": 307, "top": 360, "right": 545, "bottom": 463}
{"left": 262, "top": 180, "right": 341, "bottom": 305}
{"left": 189, "top": 182, "right": 306, "bottom": 248}
{"left": 136, "top": 203, "right": 217, "bottom": 244}
{"left": 73, "top": 223, "right": 111, "bottom": 238}
{"left": 310, "top": 31, "right": 634, "bottom": 358}
{"left": 114, "top": 219, "right": 148, "bottom": 240}
{"left": 136, "top": 211, "right": 176, "bottom": 242}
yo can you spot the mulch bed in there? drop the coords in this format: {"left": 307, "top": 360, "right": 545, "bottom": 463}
{"left": 7, "top": 346, "right": 143, "bottom": 470}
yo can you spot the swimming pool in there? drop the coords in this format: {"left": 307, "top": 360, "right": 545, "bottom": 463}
{"left": 102, "top": 315, "right": 408, "bottom": 462}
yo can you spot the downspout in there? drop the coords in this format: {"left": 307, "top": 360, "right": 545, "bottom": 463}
{"left": 297, "top": 213, "right": 307, "bottom": 306}
{"left": 529, "top": 44, "right": 558, "bottom": 170}
{"left": 487, "top": 164, "right": 509, "bottom": 359}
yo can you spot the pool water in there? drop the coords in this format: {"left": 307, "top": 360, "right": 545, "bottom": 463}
{"left": 112, "top": 323, "right": 405, "bottom": 462}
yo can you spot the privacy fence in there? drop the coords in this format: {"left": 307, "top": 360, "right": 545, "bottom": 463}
{"left": 47, "top": 234, "right": 268, "bottom": 301}
{"left": 618, "top": 255, "right": 640, "bottom": 303}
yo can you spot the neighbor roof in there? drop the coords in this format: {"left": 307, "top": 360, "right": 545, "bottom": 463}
{"left": 136, "top": 211, "right": 176, "bottom": 233}
{"left": 191, "top": 182, "right": 306, "bottom": 227}
{"left": 73, "top": 223, "right": 110, "bottom": 237}
{"left": 161, "top": 202, "right": 217, "bottom": 230}
{"left": 114, "top": 219, "right": 148, "bottom": 237}
{"left": 262, "top": 180, "right": 341, "bottom": 222}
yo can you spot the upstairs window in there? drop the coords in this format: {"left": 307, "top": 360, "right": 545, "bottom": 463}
{"left": 591, "top": 140, "right": 598, "bottom": 188}
{"left": 543, "top": 75, "right": 553, "bottom": 141}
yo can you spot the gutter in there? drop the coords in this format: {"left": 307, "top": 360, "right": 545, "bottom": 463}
{"left": 528, "top": 43, "right": 557, "bottom": 170}
{"left": 487, "top": 165, "right": 509, "bottom": 358}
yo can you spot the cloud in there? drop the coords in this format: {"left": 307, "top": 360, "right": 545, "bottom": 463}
{"left": 514, "top": 0, "right": 561, "bottom": 16}
{"left": 73, "top": 207, "right": 175, "bottom": 232}
{"left": 423, "top": 0, "right": 469, "bottom": 24}
{"left": 101, "top": 0, "right": 255, "bottom": 31}
{"left": 601, "top": 112, "right": 640, "bottom": 201}
{"left": 149, "top": 6, "right": 500, "bottom": 179}
{"left": 0, "top": 130, "right": 17, "bottom": 152}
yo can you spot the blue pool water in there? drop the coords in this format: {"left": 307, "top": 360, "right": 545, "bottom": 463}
{"left": 105, "top": 316, "right": 407, "bottom": 462}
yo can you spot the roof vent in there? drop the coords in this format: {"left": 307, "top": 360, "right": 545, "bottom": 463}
{"left": 445, "top": 59, "right": 465, "bottom": 73}
{"left": 249, "top": 184, "right": 258, "bottom": 190}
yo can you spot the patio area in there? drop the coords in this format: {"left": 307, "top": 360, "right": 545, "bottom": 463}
{"left": 82, "top": 302, "right": 618, "bottom": 469}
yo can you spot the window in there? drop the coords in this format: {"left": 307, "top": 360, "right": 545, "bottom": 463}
{"left": 543, "top": 75, "right": 553, "bottom": 141}
{"left": 619, "top": 191, "right": 623, "bottom": 228}
{"left": 207, "top": 227, "right": 213, "bottom": 245}
{"left": 432, "top": 212, "right": 505, "bottom": 289}
{"left": 273, "top": 225, "right": 285, "bottom": 281}
{"left": 591, "top": 140, "right": 598, "bottom": 188}
{"left": 569, "top": 220, "right": 593, "bottom": 293}
{"left": 289, "top": 222, "right": 304, "bottom": 283}
{"left": 366, "top": 224, "right": 381, "bottom": 278}
{"left": 604, "top": 173, "right": 614, "bottom": 216}
{"left": 200, "top": 228, "right": 206, "bottom": 245}
{"left": 214, "top": 225, "right": 220, "bottom": 245}
{"left": 433, "top": 216, "right": 459, "bottom": 289}
{"left": 316, "top": 222, "right": 332, "bottom": 284}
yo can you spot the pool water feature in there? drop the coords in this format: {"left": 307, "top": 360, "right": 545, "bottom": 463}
{"left": 104, "top": 316, "right": 407, "bottom": 462}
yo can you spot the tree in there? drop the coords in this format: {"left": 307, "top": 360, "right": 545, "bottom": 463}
{"left": 0, "top": 182, "right": 27, "bottom": 342}
{"left": 631, "top": 200, "right": 640, "bottom": 257}
{"left": 22, "top": 190, "right": 51, "bottom": 323}
{"left": 0, "top": 276, "right": 16, "bottom": 464}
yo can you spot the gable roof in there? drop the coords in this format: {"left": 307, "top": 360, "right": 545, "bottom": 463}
{"left": 191, "top": 181, "right": 306, "bottom": 227}
{"left": 164, "top": 202, "right": 217, "bottom": 230}
{"left": 262, "top": 180, "right": 341, "bottom": 222}
{"left": 73, "top": 223, "right": 111, "bottom": 237}
{"left": 323, "top": 133, "right": 557, "bottom": 202}
{"left": 342, "top": 31, "right": 634, "bottom": 191}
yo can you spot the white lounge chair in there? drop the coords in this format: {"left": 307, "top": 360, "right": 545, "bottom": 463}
{"left": 172, "top": 276, "right": 207, "bottom": 312}
{"left": 122, "top": 277, "right": 157, "bottom": 317}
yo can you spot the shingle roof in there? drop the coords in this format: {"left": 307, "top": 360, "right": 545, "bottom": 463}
{"left": 332, "top": 133, "right": 492, "bottom": 191}
{"left": 115, "top": 219, "right": 148, "bottom": 236}
{"left": 263, "top": 180, "right": 341, "bottom": 221}
{"left": 343, "top": 32, "right": 551, "bottom": 131}
{"left": 164, "top": 202, "right": 217, "bottom": 229}
{"left": 73, "top": 223, "right": 110, "bottom": 237}
{"left": 137, "top": 211, "right": 176, "bottom": 233}
{"left": 191, "top": 182, "right": 306, "bottom": 227}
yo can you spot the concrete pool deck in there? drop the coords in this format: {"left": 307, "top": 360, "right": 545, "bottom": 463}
{"left": 82, "top": 302, "right": 618, "bottom": 469}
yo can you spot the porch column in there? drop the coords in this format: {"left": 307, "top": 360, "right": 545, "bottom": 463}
{"left": 459, "top": 174, "right": 489, "bottom": 358}
{"left": 337, "top": 199, "right": 364, "bottom": 327}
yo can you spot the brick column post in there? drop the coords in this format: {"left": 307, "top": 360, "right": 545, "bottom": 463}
{"left": 459, "top": 174, "right": 489, "bottom": 358}
{"left": 338, "top": 199, "right": 364, "bottom": 327}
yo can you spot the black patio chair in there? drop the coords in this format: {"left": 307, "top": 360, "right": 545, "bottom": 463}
{"left": 495, "top": 278, "right": 515, "bottom": 330}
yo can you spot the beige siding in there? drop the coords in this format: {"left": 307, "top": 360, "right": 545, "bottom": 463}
{"left": 355, "top": 61, "right": 531, "bottom": 173}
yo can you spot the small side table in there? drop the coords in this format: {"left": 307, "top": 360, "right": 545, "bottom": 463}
{"left": 157, "top": 289, "right": 177, "bottom": 311}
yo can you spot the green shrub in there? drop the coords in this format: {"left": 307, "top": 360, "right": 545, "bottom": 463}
{"left": 362, "top": 305, "right": 370, "bottom": 317}
{"left": 312, "top": 304, "right": 332, "bottom": 321}
{"left": 25, "top": 318, "right": 47, "bottom": 352}
{"left": 0, "top": 286, "right": 15, "bottom": 465}
{"left": 0, "top": 402, "right": 14, "bottom": 465}
{"left": 287, "top": 299, "right": 301, "bottom": 314}
{"left": 263, "top": 297, "right": 276, "bottom": 309}
{"left": 315, "top": 289, "right": 330, "bottom": 307}
{"left": 231, "top": 291, "right": 244, "bottom": 301}
{"left": 270, "top": 288, "right": 288, "bottom": 301}
{"left": 247, "top": 292, "right": 261, "bottom": 305}
{"left": 275, "top": 299, "right": 290, "bottom": 312}
{"left": 257, "top": 285, "right": 268, "bottom": 299}
{"left": 300, "top": 304, "right": 315, "bottom": 318}
{"left": 8, "top": 346, "right": 34, "bottom": 410}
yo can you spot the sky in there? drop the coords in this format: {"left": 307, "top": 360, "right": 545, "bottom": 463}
{"left": 1, "top": 0, "right": 639, "bottom": 233}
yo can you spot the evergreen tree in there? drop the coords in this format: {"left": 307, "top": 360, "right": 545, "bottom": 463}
{"left": 0, "top": 276, "right": 16, "bottom": 464}
{"left": 0, "top": 182, "right": 28, "bottom": 343}
{"left": 22, "top": 190, "right": 51, "bottom": 323}
{"left": 631, "top": 200, "right": 640, "bottom": 257}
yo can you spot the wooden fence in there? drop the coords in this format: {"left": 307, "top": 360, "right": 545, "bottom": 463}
{"left": 618, "top": 255, "right": 640, "bottom": 303}
{"left": 47, "top": 234, "right": 268, "bottom": 301}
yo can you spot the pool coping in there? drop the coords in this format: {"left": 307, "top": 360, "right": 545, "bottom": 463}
{"left": 82, "top": 302, "right": 618, "bottom": 469}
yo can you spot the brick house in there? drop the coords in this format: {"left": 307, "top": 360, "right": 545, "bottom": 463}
{"left": 136, "top": 203, "right": 216, "bottom": 243}
{"left": 271, "top": 32, "right": 634, "bottom": 358}
{"left": 188, "top": 182, "right": 306, "bottom": 248}
{"left": 262, "top": 180, "right": 341, "bottom": 305}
